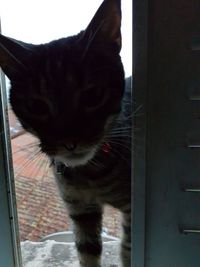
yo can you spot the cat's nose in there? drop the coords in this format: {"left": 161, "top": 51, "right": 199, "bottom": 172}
{"left": 63, "top": 142, "right": 77, "bottom": 151}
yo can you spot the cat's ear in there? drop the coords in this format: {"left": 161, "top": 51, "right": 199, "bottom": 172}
{"left": 81, "top": 0, "right": 122, "bottom": 54}
{"left": 0, "top": 34, "right": 33, "bottom": 79}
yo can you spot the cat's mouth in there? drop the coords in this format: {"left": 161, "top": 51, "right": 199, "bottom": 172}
{"left": 54, "top": 146, "right": 98, "bottom": 168}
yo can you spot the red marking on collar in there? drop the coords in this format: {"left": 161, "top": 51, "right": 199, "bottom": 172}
{"left": 102, "top": 142, "right": 111, "bottom": 153}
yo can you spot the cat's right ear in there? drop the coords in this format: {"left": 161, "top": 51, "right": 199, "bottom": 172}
{"left": 78, "top": 0, "right": 122, "bottom": 59}
{"left": 0, "top": 34, "right": 33, "bottom": 79}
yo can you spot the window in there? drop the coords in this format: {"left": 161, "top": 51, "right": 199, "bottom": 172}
{"left": 0, "top": 70, "right": 22, "bottom": 267}
{"left": 0, "top": 1, "right": 132, "bottom": 266}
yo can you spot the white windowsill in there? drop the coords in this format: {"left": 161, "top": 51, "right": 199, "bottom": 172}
{"left": 21, "top": 240, "right": 120, "bottom": 267}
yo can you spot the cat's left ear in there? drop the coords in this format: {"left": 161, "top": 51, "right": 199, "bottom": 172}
{"left": 0, "top": 34, "right": 33, "bottom": 79}
{"left": 81, "top": 0, "right": 122, "bottom": 53}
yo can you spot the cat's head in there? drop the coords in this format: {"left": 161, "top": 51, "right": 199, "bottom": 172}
{"left": 0, "top": 0, "right": 124, "bottom": 167}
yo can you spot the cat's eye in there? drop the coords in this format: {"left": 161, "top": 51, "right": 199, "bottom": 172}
{"left": 26, "top": 97, "right": 53, "bottom": 119}
{"left": 81, "top": 87, "right": 108, "bottom": 111}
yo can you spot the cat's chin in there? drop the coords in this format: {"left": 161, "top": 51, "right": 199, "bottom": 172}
{"left": 54, "top": 147, "right": 97, "bottom": 168}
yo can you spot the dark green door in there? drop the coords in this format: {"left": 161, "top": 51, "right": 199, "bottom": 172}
{"left": 133, "top": 0, "right": 200, "bottom": 266}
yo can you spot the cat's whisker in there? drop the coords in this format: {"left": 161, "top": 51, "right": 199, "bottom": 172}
{"left": 14, "top": 158, "right": 34, "bottom": 178}
{"left": 108, "top": 134, "right": 131, "bottom": 138}
{"left": 45, "top": 159, "right": 51, "bottom": 177}
{"left": 89, "top": 158, "right": 101, "bottom": 168}
{"left": 133, "top": 104, "right": 143, "bottom": 116}
{"left": 15, "top": 154, "right": 49, "bottom": 206}
{"left": 116, "top": 118, "right": 132, "bottom": 123}
{"left": 111, "top": 126, "right": 131, "bottom": 129}
{"left": 106, "top": 135, "right": 131, "bottom": 139}
{"left": 31, "top": 153, "right": 50, "bottom": 179}
{"left": 12, "top": 144, "right": 39, "bottom": 155}
{"left": 108, "top": 129, "right": 131, "bottom": 134}
{"left": 106, "top": 139, "right": 131, "bottom": 152}
{"left": 109, "top": 126, "right": 131, "bottom": 131}
{"left": 14, "top": 149, "right": 42, "bottom": 177}
{"left": 106, "top": 132, "right": 131, "bottom": 137}
{"left": 89, "top": 155, "right": 105, "bottom": 169}
{"left": 26, "top": 142, "right": 40, "bottom": 148}
{"left": 25, "top": 153, "right": 45, "bottom": 178}
{"left": 106, "top": 132, "right": 131, "bottom": 138}
{"left": 109, "top": 130, "right": 131, "bottom": 134}
{"left": 109, "top": 146, "right": 130, "bottom": 165}
{"left": 13, "top": 154, "right": 29, "bottom": 167}
{"left": 12, "top": 147, "right": 40, "bottom": 164}
{"left": 111, "top": 125, "right": 131, "bottom": 129}
{"left": 38, "top": 155, "right": 50, "bottom": 182}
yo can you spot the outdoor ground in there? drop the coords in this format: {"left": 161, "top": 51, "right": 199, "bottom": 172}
{"left": 9, "top": 110, "right": 121, "bottom": 241}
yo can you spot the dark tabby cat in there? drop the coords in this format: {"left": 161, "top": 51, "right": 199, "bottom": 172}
{"left": 0, "top": 0, "right": 131, "bottom": 266}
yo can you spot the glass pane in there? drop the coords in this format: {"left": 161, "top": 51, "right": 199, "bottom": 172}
{"left": 1, "top": 1, "right": 132, "bottom": 265}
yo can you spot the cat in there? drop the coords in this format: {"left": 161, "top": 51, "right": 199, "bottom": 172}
{"left": 0, "top": 0, "right": 131, "bottom": 266}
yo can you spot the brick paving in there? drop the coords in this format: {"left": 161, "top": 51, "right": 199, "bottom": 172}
{"left": 9, "top": 110, "right": 121, "bottom": 241}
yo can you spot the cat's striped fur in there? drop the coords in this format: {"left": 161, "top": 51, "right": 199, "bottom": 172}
{"left": 0, "top": 0, "right": 131, "bottom": 266}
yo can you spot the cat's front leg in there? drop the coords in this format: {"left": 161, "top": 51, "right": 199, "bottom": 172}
{"left": 68, "top": 203, "right": 103, "bottom": 267}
